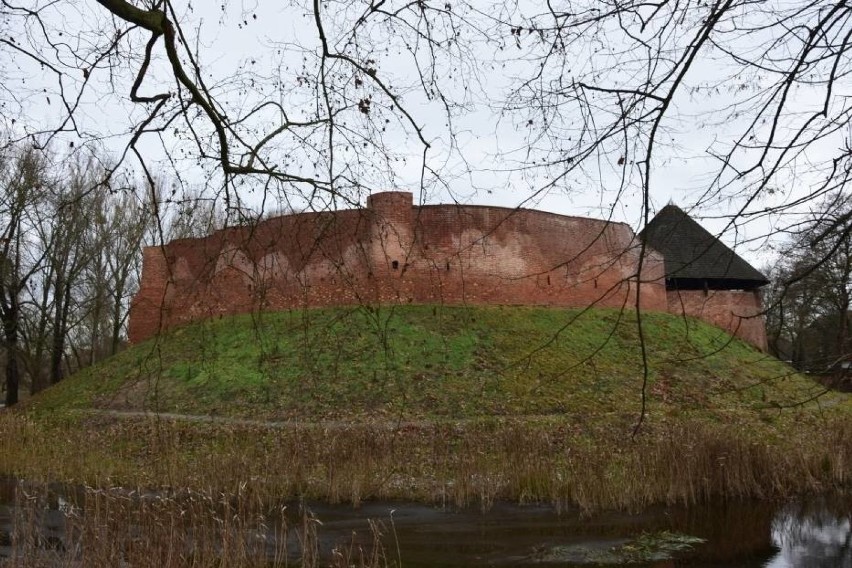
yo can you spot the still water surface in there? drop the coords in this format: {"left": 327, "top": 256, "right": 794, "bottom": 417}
{"left": 0, "top": 479, "right": 848, "bottom": 567}
{"left": 304, "top": 499, "right": 851, "bottom": 567}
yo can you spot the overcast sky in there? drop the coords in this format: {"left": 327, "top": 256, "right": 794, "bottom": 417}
{"left": 3, "top": 1, "right": 847, "bottom": 268}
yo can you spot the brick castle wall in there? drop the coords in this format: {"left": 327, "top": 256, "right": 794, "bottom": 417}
{"left": 666, "top": 289, "right": 767, "bottom": 350}
{"left": 128, "top": 192, "right": 764, "bottom": 349}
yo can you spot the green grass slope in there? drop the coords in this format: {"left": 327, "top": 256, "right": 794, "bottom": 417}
{"left": 29, "top": 305, "right": 845, "bottom": 422}
{"left": 9, "top": 306, "right": 851, "bottom": 510}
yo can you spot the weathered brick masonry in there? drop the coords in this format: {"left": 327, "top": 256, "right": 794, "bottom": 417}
{"left": 667, "top": 289, "right": 766, "bottom": 350}
{"left": 128, "top": 192, "right": 767, "bottom": 349}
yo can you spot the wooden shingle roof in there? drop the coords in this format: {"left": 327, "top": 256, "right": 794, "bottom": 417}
{"left": 640, "top": 205, "right": 768, "bottom": 288}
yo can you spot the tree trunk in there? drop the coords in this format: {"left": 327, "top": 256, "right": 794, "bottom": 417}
{"left": 5, "top": 353, "right": 19, "bottom": 407}
{"left": 50, "top": 272, "right": 65, "bottom": 385}
{"left": 3, "top": 297, "right": 20, "bottom": 406}
{"left": 110, "top": 266, "right": 130, "bottom": 355}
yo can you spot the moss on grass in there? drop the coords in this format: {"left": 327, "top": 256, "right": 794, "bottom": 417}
{"left": 25, "top": 305, "right": 837, "bottom": 423}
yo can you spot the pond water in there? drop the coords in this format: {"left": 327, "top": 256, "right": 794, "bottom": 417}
{"left": 302, "top": 499, "right": 851, "bottom": 567}
{"left": 0, "top": 478, "right": 849, "bottom": 567}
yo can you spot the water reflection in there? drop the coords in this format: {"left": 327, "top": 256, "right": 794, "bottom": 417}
{"left": 766, "top": 501, "right": 852, "bottom": 568}
{"left": 0, "top": 476, "right": 849, "bottom": 567}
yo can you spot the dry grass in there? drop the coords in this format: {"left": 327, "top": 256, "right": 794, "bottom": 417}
{"left": 1, "top": 408, "right": 849, "bottom": 514}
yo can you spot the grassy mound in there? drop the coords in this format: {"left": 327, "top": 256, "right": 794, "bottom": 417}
{"left": 6, "top": 306, "right": 849, "bottom": 511}
{"left": 28, "top": 305, "right": 839, "bottom": 422}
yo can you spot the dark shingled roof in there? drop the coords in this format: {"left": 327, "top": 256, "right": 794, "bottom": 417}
{"left": 640, "top": 205, "right": 768, "bottom": 289}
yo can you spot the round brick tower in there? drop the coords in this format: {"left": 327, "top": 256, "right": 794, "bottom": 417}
{"left": 367, "top": 191, "right": 414, "bottom": 272}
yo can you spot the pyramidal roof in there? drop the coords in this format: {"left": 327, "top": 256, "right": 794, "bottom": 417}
{"left": 640, "top": 205, "right": 768, "bottom": 287}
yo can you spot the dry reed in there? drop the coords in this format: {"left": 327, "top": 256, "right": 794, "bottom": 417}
{"left": 0, "top": 410, "right": 848, "bottom": 514}
{"left": 3, "top": 481, "right": 389, "bottom": 567}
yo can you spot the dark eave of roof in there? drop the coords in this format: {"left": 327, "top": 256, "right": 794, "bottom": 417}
{"left": 640, "top": 205, "right": 769, "bottom": 287}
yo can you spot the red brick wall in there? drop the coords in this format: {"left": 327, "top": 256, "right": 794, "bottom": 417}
{"left": 129, "top": 192, "right": 765, "bottom": 347}
{"left": 666, "top": 289, "right": 767, "bottom": 350}
{"left": 127, "top": 246, "right": 172, "bottom": 345}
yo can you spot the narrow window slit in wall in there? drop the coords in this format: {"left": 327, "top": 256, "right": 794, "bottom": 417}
{"left": 392, "top": 260, "right": 399, "bottom": 270}
{"left": 547, "top": 275, "right": 551, "bottom": 285}
{"left": 446, "top": 261, "right": 450, "bottom": 271}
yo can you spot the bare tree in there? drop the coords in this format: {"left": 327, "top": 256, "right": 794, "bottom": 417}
{"left": 162, "top": 186, "right": 227, "bottom": 242}
{"left": 98, "top": 189, "right": 152, "bottom": 358}
{"left": 492, "top": 1, "right": 852, "bottom": 223}
{"left": 767, "top": 192, "right": 852, "bottom": 375}
{"left": 1, "top": 0, "right": 478, "bottom": 221}
{"left": 764, "top": 261, "right": 820, "bottom": 367}
{"left": 5, "top": 2, "right": 852, "bottom": 237}
{"left": 0, "top": 145, "right": 47, "bottom": 405}
{"left": 0, "top": 145, "right": 152, "bottom": 400}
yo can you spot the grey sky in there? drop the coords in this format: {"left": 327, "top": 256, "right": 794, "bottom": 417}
{"left": 2, "top": 0, "right": 847, "bottom": 268}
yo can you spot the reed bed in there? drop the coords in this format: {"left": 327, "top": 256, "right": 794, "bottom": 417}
{"left": 0, "top": 409, "right": 849, "bottom": 514}
{"left": 3, "top": 481, "right": 389, "bottom": 567}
